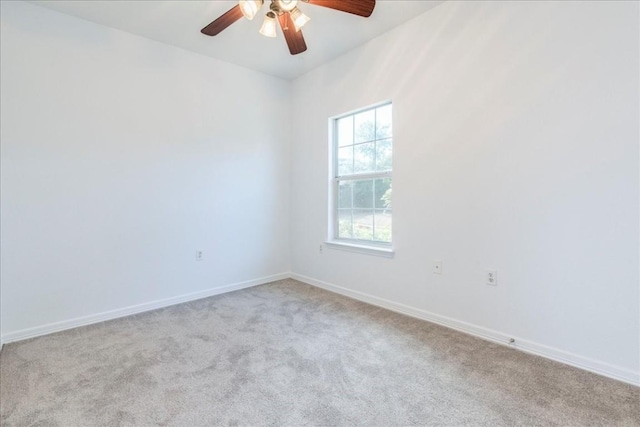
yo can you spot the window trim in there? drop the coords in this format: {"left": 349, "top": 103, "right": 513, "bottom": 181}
{"left": 324, "top": 240, "right": 395, "bottom": 258}
{"left": 327, "top": 101, "right": 394, "bottom": 257}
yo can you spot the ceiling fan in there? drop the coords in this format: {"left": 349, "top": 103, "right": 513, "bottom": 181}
{"left": 201, "top": 0, "right": 376, "bottom": 55}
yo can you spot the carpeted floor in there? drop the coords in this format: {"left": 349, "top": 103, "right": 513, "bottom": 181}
{"left": 0, "top": 279, "right": 638, "bottom": 426}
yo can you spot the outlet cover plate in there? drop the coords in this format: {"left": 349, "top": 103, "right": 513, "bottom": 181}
{"left": 486, "top": 269, "right": 497, "bottom": 286}
{"left": 433, "top": 260, "right": 443, "bottom": 275}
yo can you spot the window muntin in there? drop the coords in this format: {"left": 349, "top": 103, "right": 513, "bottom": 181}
{"left": 333, "top": 103, "right": 392, "bottom": 245}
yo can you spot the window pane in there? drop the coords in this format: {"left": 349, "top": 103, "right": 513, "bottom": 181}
{"left": 353, "top": 209, "right": 374, "bottom": 241}
{"left": 338, "top": 181, "right": 353, "bottom": 209}
{"left": 376, "top": 104, "right": 392, "bottom": 139}
{"left": 337, "top": 146, "right": 353, "bottom": 176}
{"left": 353, "top": 179, "right": 374, "bottom": 209}
{"left": 354, "top": 142, "right": 375, "bottom": 174}
{"left": 354, "top": 109, "right": 376, "bottom": 143}
{"left": 374, "top": 178, "right": 392, "bottom": 209}
{"left": 333, "top": 103, "right": 392, "bottom": 245}
{"left": 373, "top": 209, "right": 392, "bottom": 243}
{"left": 337, "top": 116, "right": 354, "bottom": 147}
{"left": 375, "top": 139, "right": 392, "bottom": 172}
{"left": 338, "top": 209, "right": 353, "bottom": 239}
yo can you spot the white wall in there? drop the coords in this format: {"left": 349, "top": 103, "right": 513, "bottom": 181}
{"left": 290, "top": 1, "right": 639, "bottom": 381}
{"left": 0, "top": 1, "right": 290, "bottom": 338}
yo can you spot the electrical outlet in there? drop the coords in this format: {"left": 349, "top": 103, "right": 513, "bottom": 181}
{"left": 433, "top": 260, "right": 442, "bottom": 275}
{"left": 319, "top": 244, "right": 324, "bottom": 254}
{"left": 196, "top": 250, "right": 204, "bottom": 261}
{"left": 486, "top": 269, "right": 497, "bottom": 286}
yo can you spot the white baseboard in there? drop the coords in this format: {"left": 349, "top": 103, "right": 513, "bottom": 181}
{"left": 291, "top": 273, "right": 640, "bottom": 387}
{"left": 0, "top": 273, "right": 289, "bottom": 344}
{"left": 2, "top": 271, "right": 637, "bottom": 387}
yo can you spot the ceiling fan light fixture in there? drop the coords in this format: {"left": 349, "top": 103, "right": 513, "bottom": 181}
{"left": 275, "top": 0, "right": 298, "bottom": 12}
{"left": 259, "top": 12, "right": 278, "bottom": 38}
{"left": 238, "top": 0, "right": 263, "bottom": 20}
{"left": 290, "top": 7, "right": 310, "bottom": 31}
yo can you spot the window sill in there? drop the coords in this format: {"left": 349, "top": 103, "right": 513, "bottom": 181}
{"left": 324, "top": 240, "right": 395, "bottom": 258}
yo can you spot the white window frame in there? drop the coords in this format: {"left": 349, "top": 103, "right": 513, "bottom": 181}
{"left": 326, "top": 101, "right": 394, "bottom": 258}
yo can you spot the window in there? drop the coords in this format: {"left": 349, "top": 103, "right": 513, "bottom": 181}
{"left": 330, "top": 102, "right": 392, "bottom": 250}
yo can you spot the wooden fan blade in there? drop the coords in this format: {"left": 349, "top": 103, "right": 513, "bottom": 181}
{"left": 278, "top": 12, "right": 307, "bottom": 55}
{"left": 306, "top": 0, "right": 375, "bottom": 17}
{"left": 201, "top": 5, "right": 244, "bottom": 36}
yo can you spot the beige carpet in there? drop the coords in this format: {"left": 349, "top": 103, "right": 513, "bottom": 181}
{"left": 1, "top": 279, "right": 638, "bottom": 426}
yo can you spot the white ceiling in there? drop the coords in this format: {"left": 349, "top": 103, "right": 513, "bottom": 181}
{"left": 29, "top": 0, "right": 443, "bottom": 80}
